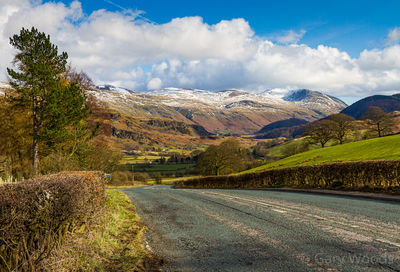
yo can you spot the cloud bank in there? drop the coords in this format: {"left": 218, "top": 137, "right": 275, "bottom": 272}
{"left": 1, "top": 0, "right": 400, "bottom": 100}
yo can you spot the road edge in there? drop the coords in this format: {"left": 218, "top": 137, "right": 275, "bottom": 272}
{"left": 239, "top": 188, "right": 400, "bottom": 203}
{"left": 174, "top": 186, "right": 400, "bottom": 203}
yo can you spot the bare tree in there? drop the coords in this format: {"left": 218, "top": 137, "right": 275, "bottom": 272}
{"left": 362, "top": 106, "right": 394, "bottom": 137}
{"left": 304, "top": 120, "right": 334, "bottom": 148}
{"left": 197, "top": 139, "right": 248, "bottom": 176}
{"left": 328, "top": 113, "right": 355, "bottom": 144}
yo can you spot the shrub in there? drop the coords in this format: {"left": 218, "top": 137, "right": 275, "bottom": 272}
{"left": 0, "top": 171, "right": 105, "bottom": 271}
{"left": 177, "top": 160, "right": 400, "bottom": 192}
{"left": 152, "top": 173, "right": 163, "bottom": 185}
{"left": 134, "top": 172, "right": 149, "bottom": 183}
{"left": 110, "top": 171, "right": 133, "bottom": 186}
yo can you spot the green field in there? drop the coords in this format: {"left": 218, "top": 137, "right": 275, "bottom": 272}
{"left": 245, "top": 134, "right": 400, "bottom": 173}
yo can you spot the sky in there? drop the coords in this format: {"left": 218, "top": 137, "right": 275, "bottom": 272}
{"left": 1, "top": 0, "right": 400, "bottom": 104}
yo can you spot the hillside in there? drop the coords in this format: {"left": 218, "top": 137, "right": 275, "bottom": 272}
{"left": 93, "top": 86, "right": 347, "bottom": 135}
{"left": 256, "top": 118, "right": 308, "bottom": 139}
{"left": 257, "top": 118, "right": 309, "bottom": 134}
{"left": 244, "top": 134, "right": 400, "bottom": 172}
{"left": 341, "top": 94, "right": 400, "bottom": 119}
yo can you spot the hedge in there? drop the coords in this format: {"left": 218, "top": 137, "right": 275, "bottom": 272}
{"left": 177, "top": 160, "right": 400, "bottom": 192}
{"left": 0, "top": 171, "right": 105, "bottom": 271}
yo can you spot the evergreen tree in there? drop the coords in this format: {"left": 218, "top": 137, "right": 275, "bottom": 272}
{"left": 6, "top": 27, "right": 89, "bottom": 173}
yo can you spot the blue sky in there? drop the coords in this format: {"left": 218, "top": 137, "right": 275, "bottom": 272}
{"left": 2, "top": 0, "right": 400, "bottom": 103}
{"left": 47, "top": 0, "right": 400, "bottom": 57}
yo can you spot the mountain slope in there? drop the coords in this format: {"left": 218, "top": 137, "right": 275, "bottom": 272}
{"left": 257, "top": 118, "right": 309, "bottom": 134}
{"left": 245, "top": 134, "right": 400, "bottom": 172}
{"left": 283, "top": 89, "right": 347, "bottom": 116}
{"left": 94, "top": 86, "right": 347, "bottom": 135}
{"left": 341, "top": 94, "right": 400, "bottom": 119}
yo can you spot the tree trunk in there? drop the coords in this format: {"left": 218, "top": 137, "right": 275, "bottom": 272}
{"left": 32, "top": 97, "right": 39, "bottom": 174}
{"left": 378, "top": 125, "right": 381, "bottom": 137}
{"left": 32, "top": 134, "right": 38, "bottom": 173}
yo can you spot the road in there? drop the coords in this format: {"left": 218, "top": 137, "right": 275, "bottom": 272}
{"left": 122, "top": 186, "right": 400, "bottom": 272}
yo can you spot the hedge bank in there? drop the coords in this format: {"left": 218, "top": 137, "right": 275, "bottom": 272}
{"left": 0, "top": 172, "right": 105, "bottom": 271}
{"left": 177, "top": 161, "right": 400, "bottom": 192}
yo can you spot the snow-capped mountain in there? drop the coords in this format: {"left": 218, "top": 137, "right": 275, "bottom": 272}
{"left": 145, "top": 87, "right": 346, "bottom": 114}
{"left": 96, "top": 84, "right": 135, "bottom": 94}
{"left": 89, "top": 85, "right": 347, "bottom": 134}
{"left": 283, "top": 89, "right": 346, "bottom": 115}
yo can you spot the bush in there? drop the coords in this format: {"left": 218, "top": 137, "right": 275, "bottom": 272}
{"left": 152, "top": 172, "right": 163, "bottom": 184}
{"left": 178, "top": 160, "right": 400, "bottom": 192}
{"left": 110, "top": 171, "right": 133, "bottom": 186}
{"left": 134, "top": 172, "right": 149, "bottom": 183}
{"left": 0, "top": 171, "right": 105, "bottom": 271}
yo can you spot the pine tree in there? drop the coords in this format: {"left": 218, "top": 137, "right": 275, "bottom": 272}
{"left": 6, "top": 27, "right": 89, "bottom": 173}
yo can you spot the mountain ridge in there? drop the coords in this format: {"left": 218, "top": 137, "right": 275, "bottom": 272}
{"left": 94, "top": 85, "right": 347, "bottom": 134}
{"left": 341, "top": 93, "right": 400, "bottom": 119}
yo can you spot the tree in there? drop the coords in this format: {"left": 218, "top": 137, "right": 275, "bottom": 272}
{"left": 0, "top": 94, "right": 32, "bottom": 179}
{"left": 328, "top": 113, "right": 355, "bottom": 144}
{"left": 304, "top": 120, "right": 334, "bottom": 148}
{"left": 6, "top": 27, "right": 89, "bottom": 173}
{"left": 362, "top": 106, "right": 394, "bottom": 137}
{"left": 196, "top": 139, "right": 248, "bottom": 176}
{"left": 152, "top": 172, "right": 163, "bottom": 184}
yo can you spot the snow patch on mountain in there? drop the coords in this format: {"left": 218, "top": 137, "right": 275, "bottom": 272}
{"left": 0, "top": 81, "right": 10, "bottom": 95}
{"left": 147, "top": 87, "right": 293, "bottom": 109}
{"left": 283, "top": 89, "right": 347, "bottom": 115}
{"left": 96, "top": 84, "right": 134, "bottom": 95}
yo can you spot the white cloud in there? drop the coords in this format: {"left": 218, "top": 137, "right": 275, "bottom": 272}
{"left": 276, "top": 29, "right": 306, "bottom": 44}
{"left": 147, "top": 77, "right": 162, "bottom": 90}
{"left": 0, "top": 1, "right": 400, "bottom": 100}
{"left": 386, "top": 27, "right": 400, "bottom": 45}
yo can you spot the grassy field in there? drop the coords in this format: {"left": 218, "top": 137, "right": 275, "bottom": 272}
{"left": 121, "top": 155, "right": 162, "bottom": 164}
{"left": 245, "top": 134, "right": 400, "bottom": 173}
{"left": 44, "top": 190, "right": 158, "bottom": 271}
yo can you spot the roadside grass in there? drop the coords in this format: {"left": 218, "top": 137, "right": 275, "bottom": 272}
{"left": 245, "top": 134, "right": 400, "bottom": 173}
{"left": 106, "top": 184, "right": 146, "bottom": 189}
{"left": 44, "top": 189, "right": 153, "bottom": 271}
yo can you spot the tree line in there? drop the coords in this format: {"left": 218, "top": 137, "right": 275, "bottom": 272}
{"left": 305, "top": 107, "right": 396, "bottom": 148}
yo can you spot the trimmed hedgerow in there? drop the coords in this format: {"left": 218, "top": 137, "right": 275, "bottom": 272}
{"left": 177, "top": 160, "right": 400, "bottom": 192}
{"left": 0, "top": 171, "right": 105, "bottom": 271}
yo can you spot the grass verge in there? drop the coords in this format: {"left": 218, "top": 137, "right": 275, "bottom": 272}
{"left": 43, "top": 189, "right": 163, "bottom": 271}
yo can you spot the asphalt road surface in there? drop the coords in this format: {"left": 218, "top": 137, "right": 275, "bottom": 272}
{"left": 122, "top": 186, "right": 400, "bottom": 272}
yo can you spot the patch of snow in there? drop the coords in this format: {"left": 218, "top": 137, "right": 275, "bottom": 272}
{"left": 96, "top": 84, "right": 134, "bottom": 95}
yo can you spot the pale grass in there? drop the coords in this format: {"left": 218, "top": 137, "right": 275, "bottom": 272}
{"left": 43, "top": 190, "right": 148, "bottom": 271}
